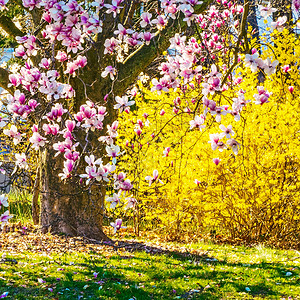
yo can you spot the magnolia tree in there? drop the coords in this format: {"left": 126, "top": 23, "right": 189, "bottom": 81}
{"left": 0, "top": 0, "right": 297, "bottom": 239}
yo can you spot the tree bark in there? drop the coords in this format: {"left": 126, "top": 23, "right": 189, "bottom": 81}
{"left": 40, "top": 147, "right": 109, "bottom": 240}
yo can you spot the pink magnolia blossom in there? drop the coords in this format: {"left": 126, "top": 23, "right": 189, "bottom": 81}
{"left": 53, "top": 138, "right": 74, "bottom": 156}
{"left": 106, "top": 192, "right": 121, "bottom": 209}
{"left": 160, "top": 109, "right": 166, "bottom": 116}
{"left": 163, "top": 147, "right": 171, "bottom": 157}
{"left": 294, "top": 0, "right": 300, "bottom": 10}
{"left": 104, "top": 37, "right": 120, "bottom": 54}
{"left": 65, "top": 120, "right": 76, "bottom": 132}
{"left": 55, "top": 50, "right": 68, "bottom": 62}
{"left": 140, "top": 12, "right": 152, "bottom": 28}
{"left": 42, "top": 11, "right": 51, "bottom": 23}
{"left": 22, "top": 0, "right": 40, "bottom": 10}
{"left": 104, "top": 0, "right": 123, "bottom": 18}
{"left": 152, "top": 15, "right": 167, "bottom": 30}
{"left": 258, "top": 3, "right": 277, "bottom": 19}
{"left": 75, "top": 55, "right": 87, "bottom": 68}
{"left": 136, "top": 119, "right": 144, "bottom": 128}
{"left": 64, "top": 150, "right": 79, "bottom": 161}
{"left": 227, "top": 138, "right": 241, "bottom": 155}
{"left": 29, "top": 132, "right": 46, "bottom": 150}
{"left": 271, "top": 16, "right": 287, "bottom": 32}
{"left": 101, "top": 66, "right": 117, "bottom": 80}
{"left": 244, "top": 53, "right": 264, "bottom": 72}
{"left": 189, "top": 115, "right": 206, "bottom": 130}
{"left": 145, "top": 169, "right": 164, "bottom": 186}
{"left": 43, "top": 123, "right": 59, "bottom": 135}
{"left": 15, "top": 45, "right": 26, "bottom": 58}
{"left": 46, "top": 103, "right": 67, "bottom": 122}
{"left": 61, "top": 28, "right": 84, "bottom": 53}
{"left": 183, "top": 9, "right": 197, "bottom": 27}
{"left": 3, "top": 125, "right": 22, "bottom": 145}
{"left": 79, "top": 165, "right": 99, "bottom": 185}
{"left": 107, "top": 121, "right": 119, "bottom": 138}
{"left": 263, "top": 58, "right": 279, "bottom": 75}
{"left": 208, "top": 133, "right": 227, "bottom": 152}
{"left": 127, "top": 34, "right": 141, "bottom": 47}
{"left": 151, "top": 78, "right": 169, "bottom": 94}
{"left": 134, "top": 126, "right": 142, "bottom": 136}
{"left": 0, "top": 211, "right": 12, "bottom": 224}
{"left": 65, "top": 61, "right": 79, "bottom": 76}
{"left": 210, "top": 106, "right": 228, "bottom": 123}
{"left": 253, "top": 86, "right": 271, "bottom": 105}
{"left": 114, "top": 23, "right": 134, "bottom": 39}
{"left": 39, "top": 58, "right": 51, "bottom": 69}
{"left": 106, "top": 144, "right": 121, "bottom": 163}
{"left": 282, "top": 65, "right": 290, "bottom": 73}
{"left": 15, "top": 153, "right": 28, "bottom": 169}
{"left": 125, "top": 196, "right": 137, "bottom": 209}
{"left": 213, "top": 158, "right": 221, "bottom": 165}
{"left": 139, "top": 32, "right": 154, "bottom": 45}
{"left": 85, "top": 154, "right": 103, "bottom": 166}
{"left": 8, "top": 74, "right": 20, "bottom": 87}
{"left": 110, "top": 218, "right": 126, "bottom": 234}
{"left": 219, "top": 124, "right": 234, "bottom": 138}
{"left": 58, "top": 160, "right": 74, "bottom": 180}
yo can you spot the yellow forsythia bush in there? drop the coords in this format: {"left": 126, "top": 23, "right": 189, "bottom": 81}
{"left": 116, "top": 29, "right": 300, "bottom": 247}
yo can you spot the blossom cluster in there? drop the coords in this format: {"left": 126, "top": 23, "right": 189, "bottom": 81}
{"left": 0, "top": 194, "right": 12, "bottom": 227}
{"left": 244, "top": 50, "right": 279, "bottom": 75}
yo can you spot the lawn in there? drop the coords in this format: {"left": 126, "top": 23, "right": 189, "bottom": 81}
{"left": 0, "top": 227, "right": 299, "bottom": 299}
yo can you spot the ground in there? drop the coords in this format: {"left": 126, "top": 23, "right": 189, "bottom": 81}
{"left": 0, "top": 224, "right": 300, "bottom": 299}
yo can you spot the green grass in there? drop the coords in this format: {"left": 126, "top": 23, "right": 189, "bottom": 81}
{"left": 7, "top": 189, "right": 33, "bottom": 224}
{"left": 0, "top": 240, "right": 300, "bottom": 299}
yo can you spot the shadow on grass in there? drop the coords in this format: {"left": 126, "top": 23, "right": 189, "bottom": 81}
{"left": 0, "top": 238, "right": 297, "bottom": 299}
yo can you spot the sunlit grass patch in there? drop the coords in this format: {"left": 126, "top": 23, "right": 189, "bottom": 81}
{"left": 7, "top": 188, "right": 33, "bottom": 224}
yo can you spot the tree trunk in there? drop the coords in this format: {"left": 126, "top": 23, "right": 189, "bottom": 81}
{"left": 39, "top": 147, "right": 109, "bottom": 240}
{"left": 39, "top": 47, "right": 115, "bottom": 240}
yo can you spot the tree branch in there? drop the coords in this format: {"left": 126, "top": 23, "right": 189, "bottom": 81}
{"left": 0, "top": 15, "right": 24, "bottom": 38}
{"left": 0, "top": 67, "right": 14, "bottom": 94}
{"left": 115, "top": 0, "right": 212, "bottom": 94}
{"left": 221, "top": 0, "right": 249, "bottom": 87}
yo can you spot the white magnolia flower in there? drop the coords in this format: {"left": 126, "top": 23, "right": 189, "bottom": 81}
{"left": 258, "top": 3, "right": 277, "bottom": 19}
{"left": 113, "top": 96, "right": 135, "bottom": 112}
{"left": 15, "top": 153, "right": 29, "bottom": 169}
{"left": 0, "top": 194, "right": 8, "bottom": 208}
{"left": 106, "top": 192, "right": 121, "bottom": 209}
